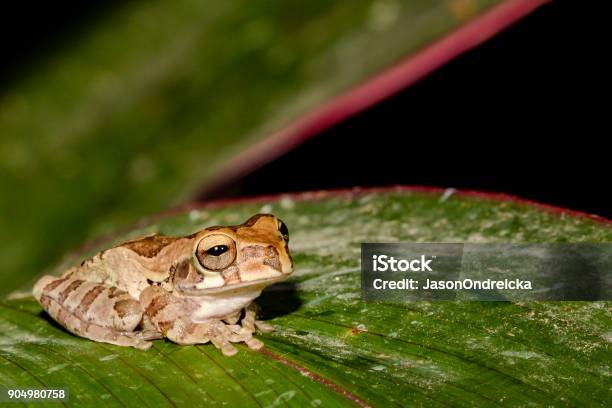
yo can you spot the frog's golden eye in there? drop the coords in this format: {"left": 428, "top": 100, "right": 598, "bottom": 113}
{"left": 196, "top": 234, "right": 237, "bottom": 271}
{"left": 278, "top": 219, "right": 289, "bottom": 243}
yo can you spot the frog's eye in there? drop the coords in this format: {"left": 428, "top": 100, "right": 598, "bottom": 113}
{"left": 196, "top": 234, "right": 237, "bottom": 271}
{"left": 278, "top": 219, "right": 289, "bottom": 243}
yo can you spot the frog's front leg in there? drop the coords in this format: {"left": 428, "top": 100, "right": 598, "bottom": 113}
{"left": 34, "top": 275, "right": 151, "bottom": 349}
{"left": 222, "top": 310, "right": 241, "bottom": 325}
{"left": 218, "top": 302, "right": 273, "bottom": 352}
{"left": 139, "top": 286, "right": 233, "bottom": 355}
{"left": 241, "top": 302, "right": 274, "bottom": 334}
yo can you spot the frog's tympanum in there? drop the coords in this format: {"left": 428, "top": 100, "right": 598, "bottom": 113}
{"left": 33, "top": 214, "right": 293, "bottom": 356}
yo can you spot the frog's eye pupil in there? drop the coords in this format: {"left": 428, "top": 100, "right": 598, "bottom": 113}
{"left": 278, "top": 220, "right": 289, "bottom": 242}
{"left": 207, "top": 245, "right": 228, "bottom": 256}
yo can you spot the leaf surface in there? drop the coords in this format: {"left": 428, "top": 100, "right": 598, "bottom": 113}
{"left": 2, "top": 189, "right": 610, "bottom": 406}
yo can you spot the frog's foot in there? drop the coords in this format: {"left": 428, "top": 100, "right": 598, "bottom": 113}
{"left": 139, "top": 328, "right": 163, "bottom": 341}
{"left": 108, "top": 330, "right": 153, "bottom": 350}
{"left": 164, "top": 320, "right": 236, "bottom": 356}
{"left": 78, "top": 324, "right": 152, "bottom": 350}
{"left": 218, "top": 303, "right": 272, "bottom": 352}
{"left": 225, "top": 324, "right": 264, "bottom": 351}
{"left": 166, "top": 317, "right": 265, "bottom": 356}
{"left": 206, "top": 321, "right": 240, "bottom": 356}
{"left": 139, "top": 316, "right": 164, "bottom": 341}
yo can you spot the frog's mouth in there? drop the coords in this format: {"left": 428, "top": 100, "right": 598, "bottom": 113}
{"left": 179, "top": 274, "right": 290, "bottom": 296}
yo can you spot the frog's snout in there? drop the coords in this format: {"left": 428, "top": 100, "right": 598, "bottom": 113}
{"left": 281, "top": 249, "right": 294, "bottom": 276}
{"left": 281, "top": 260, "right": 293, "bottom": 275}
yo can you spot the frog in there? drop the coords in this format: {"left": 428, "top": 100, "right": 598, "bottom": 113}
{"left": 32, "top": 214, "right": 293, "bottom": 356}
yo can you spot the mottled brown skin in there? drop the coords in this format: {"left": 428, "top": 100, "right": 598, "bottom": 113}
{"left": 33, "top": 214, "right": 293, "bottom": 356}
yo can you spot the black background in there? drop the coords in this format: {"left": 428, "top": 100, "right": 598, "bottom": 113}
{"left": 219, "top": 0, "right": 610, "bottom": 218}
{"left": 2, "top": 1, "right": 609, "bottom": 218}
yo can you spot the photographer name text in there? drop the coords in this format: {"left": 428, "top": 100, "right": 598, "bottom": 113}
{"left": 370, "top": 255, "right": 533, "bottom": 290}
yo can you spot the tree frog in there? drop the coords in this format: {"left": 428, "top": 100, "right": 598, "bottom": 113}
{"left": 33, "top": 214, "right": 293, "bottom": 356}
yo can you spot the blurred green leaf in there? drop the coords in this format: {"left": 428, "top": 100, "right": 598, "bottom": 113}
{"left": 0, "top": 0, "right": 503, "bottom": 293}
{"left": 2, "top": 190, "right": 610, "bottom": 406}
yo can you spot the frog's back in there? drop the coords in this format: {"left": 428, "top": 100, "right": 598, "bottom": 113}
{"left": 32, "top": 248, "right": 145, "bottom": 303}
{"left": 34, "top": 234, "right": 186, "bottom": 299}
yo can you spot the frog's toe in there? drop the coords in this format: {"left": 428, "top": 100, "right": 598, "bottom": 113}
{"left": 255, "top": 320, "right": 274, "bottom": 333}
{"left": 228, "top": 324, "right": 255, "bottom": 337}
{"left": 208, "top": 323, "right": 239, "bottom": 356}
{"left": 134, "top": 340, "right": 153, "bottom": 350}
{"left": 222, "top": 322, "right": 263, "bottom": 350}
{"left": 108, "top": 330, "right": 152, "bottom": 350}
{"left": 226, "top": 324, "right": 242, "bottom": 333}
{"left": 225, "top": 320, "right": 251, "bottom": 341}
{"left": 140, "top": 330, "right": 163, "bottom": 341}
{"left": 211, "top": 336, "right": 238, "bottom": 356}
{"left": 221, "top": 344, "right": 238, "bottom": 356}
{"left": 246, "top": 338, "right": 264, "bottom": 351}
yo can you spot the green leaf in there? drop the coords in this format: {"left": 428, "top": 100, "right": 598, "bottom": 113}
{"left": 0, "top": 0, "right": 509, "bottom": 294}
{"left": 2, "top": 189, "right": 610, "bottom": 406}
